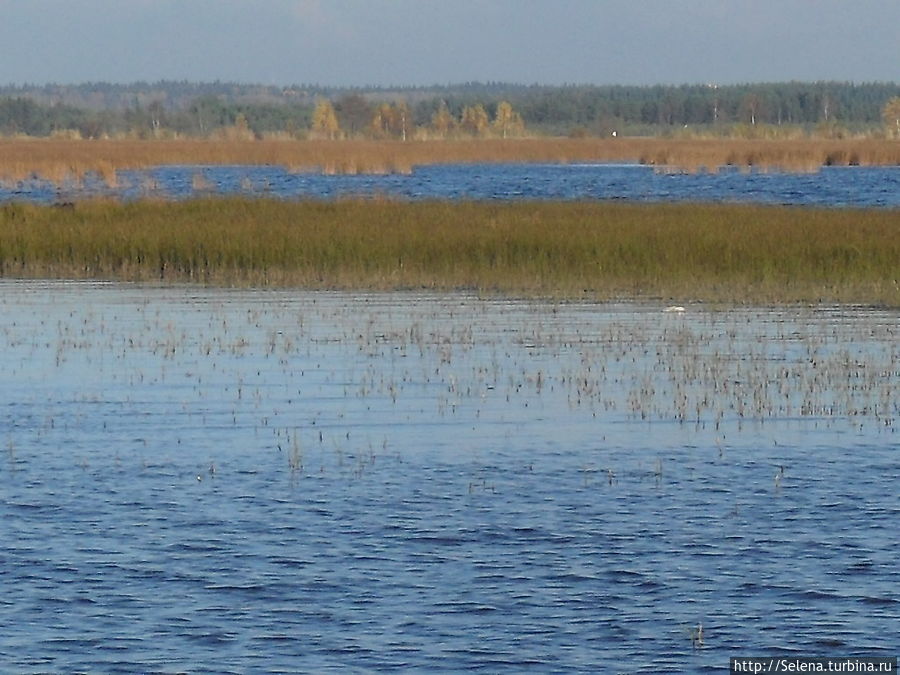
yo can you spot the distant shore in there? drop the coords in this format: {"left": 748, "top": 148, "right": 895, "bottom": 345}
{"left": 2, "top": 198, "right": 897, "bottom": 306}
{"left": 0, "top": 137, "right": 899, "bottom": 184}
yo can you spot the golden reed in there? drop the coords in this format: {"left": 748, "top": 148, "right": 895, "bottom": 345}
{"left": 0, "top": 137, "right": 898, "bottom": 184}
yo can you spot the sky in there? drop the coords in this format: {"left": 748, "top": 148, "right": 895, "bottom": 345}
{"left": 1, "top": 0, "right": 897, "bottom": 87}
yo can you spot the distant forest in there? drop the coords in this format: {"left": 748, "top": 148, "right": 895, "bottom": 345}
{"left": 1, "top": 81, "right": 898, "bottom": 139}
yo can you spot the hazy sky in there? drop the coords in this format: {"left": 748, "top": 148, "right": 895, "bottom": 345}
{"left": 1, "top": 0, "right": 897, "bottom": 86}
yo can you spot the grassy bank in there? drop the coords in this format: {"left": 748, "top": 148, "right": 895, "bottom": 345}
{"left": 1, "top": 199, "right": 897, "bottom": 305}
{"left": 1, "top": 137, "right": 899, "bottom": 183}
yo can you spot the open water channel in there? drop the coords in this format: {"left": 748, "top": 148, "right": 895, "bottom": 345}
{"left": 2, "top": 163, "right": 899, "bottom": 207}
{"left": 1, "top": 282, "right": 897, "bottom": 672}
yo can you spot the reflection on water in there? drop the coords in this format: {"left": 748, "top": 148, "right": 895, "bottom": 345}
{"left": 2, "top": 163, "right": 899, "bottom": 207}
{"left": 1, "top": 282, "right": 898, "bottom": 672}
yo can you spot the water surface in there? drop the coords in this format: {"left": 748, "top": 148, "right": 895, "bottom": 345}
{"left": 2, "top": 282, "right": 897, "bottom": 672}
{"left": 3, "top": 163, "right": 899, "bottom": 207}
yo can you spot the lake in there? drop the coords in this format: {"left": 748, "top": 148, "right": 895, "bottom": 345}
{"left": 3, "top": 163, "right": 900, "bottom": 208}
{"left": 1, "top": 282, "right": 897, "bottom": 672}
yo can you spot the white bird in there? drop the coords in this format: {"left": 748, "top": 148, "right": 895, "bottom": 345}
{"left": 664, "top": 305, "right": 686, "bottom": 313}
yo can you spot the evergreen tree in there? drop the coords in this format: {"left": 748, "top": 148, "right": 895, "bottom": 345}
{"left": 334, "top": 94, "right": 372, "bottom": 136}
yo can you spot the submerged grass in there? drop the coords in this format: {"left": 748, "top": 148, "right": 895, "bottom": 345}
{"left": 0, "top": 137, "right": 898, "bottom": 182}
{"left": 0, "top": 198, "right": 898, "bottom": 305}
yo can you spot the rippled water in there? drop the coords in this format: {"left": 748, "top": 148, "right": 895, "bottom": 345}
{"left": 4, "top": 163, "right": 900, "bottom": 207}
{"left": 1, "top": 282, "right": 897, "bottom": 672}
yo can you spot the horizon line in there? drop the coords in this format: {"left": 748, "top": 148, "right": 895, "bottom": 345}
{"left": 2, "top": 78, "right": 899, "bottom": 91}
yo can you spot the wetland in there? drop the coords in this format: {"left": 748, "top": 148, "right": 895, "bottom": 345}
{"left": 2, "top": 283, "right": 898, "bottom": 671}
{"left": 2, "top": 153, "right": 898, "bottom": 670}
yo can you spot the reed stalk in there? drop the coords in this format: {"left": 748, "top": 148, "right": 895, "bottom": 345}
{"left": 1, "top": 199, "right": 897, "bottom": 305}
{"left": 0, "top": 137, "right": 898, "bottom": 184}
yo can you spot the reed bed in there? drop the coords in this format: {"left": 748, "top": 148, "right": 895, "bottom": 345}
{"left": 0, "top": 137, "right": 898, "bottom": 183}
{"left": 1, "top": 199, "right": 897, "bottom": 305}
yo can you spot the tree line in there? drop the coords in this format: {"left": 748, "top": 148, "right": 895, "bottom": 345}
{"left": 0, "top": 81, "right": 897, "bottom": 139}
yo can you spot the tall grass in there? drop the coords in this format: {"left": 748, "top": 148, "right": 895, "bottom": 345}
{"left": 1, "top": 199, "right": 897, "bottom": 305}
{"left": 0, "top": 137, "right": 898, "bottom": 183}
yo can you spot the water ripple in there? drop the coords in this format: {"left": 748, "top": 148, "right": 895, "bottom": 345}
{"left": 1, "top": 284, "right": 897, "bottom": 671}
{"left": 1, "top": 163, "right": 899, "bottom": 207}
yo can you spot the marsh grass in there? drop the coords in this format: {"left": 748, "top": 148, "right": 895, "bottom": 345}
{"left": 1, "top": 199, "right": 897, "bottom": 305}
{"left": 0, "top": 137, "right": 898, "bottom": 183}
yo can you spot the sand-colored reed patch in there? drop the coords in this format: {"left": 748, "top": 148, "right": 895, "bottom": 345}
{"left": 0, "top": 137, "right": 897, "bottom": 184}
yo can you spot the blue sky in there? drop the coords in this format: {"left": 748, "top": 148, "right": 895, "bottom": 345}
{"left": 1, "top": 0, "right": 897, "bottom": 86}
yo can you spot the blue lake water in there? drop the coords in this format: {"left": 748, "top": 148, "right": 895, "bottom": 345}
{"left": 1, "top": 282, "right": 898, "bottom": 672}
{"left": 3, "top": 163, "right": 900, "bottom": 207}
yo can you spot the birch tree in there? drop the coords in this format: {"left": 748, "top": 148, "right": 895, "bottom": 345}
{"left": 430, "top": 101, "right": 456, "bottom": 138}
{"left": 883, "top": 97, "right": 900, "bottom": 138}
{"left": 371, "top": 101, "right": 410, "bottom": 140}
{"left": 492, "top": 101, "right": 525, "bottom": 138}
{"left": 310, "top": 99, "right": 340, "bottom": 139}
{"left": 460, "top": 104, "right": 489, "bottom": 136}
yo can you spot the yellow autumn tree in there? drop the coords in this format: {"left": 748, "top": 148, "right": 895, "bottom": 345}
{"left": 883, "top": 97, "right": 900, "bottom": 138}
{"left": 232, "top": 112, "right": 255, "bottom": 140}
{"left": 460, "top": 104, "right": 489, "bottom": 136}
{"left": 310, "top": 99, "right": 340, "bottom": 139}
{"left": 430, "top": 101, "right": 456, "bottom": 138}
{"left": 492, "top": 101, "right": 525, "bottom": 138}
{"left": 371, "top": 101, "right": 410, "bottom": 140}
{"left": 212, "top": 111, "right": 256, "bottom": 141}
{"left": 371, "top": 103, "right": 391, "bottom": 138}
